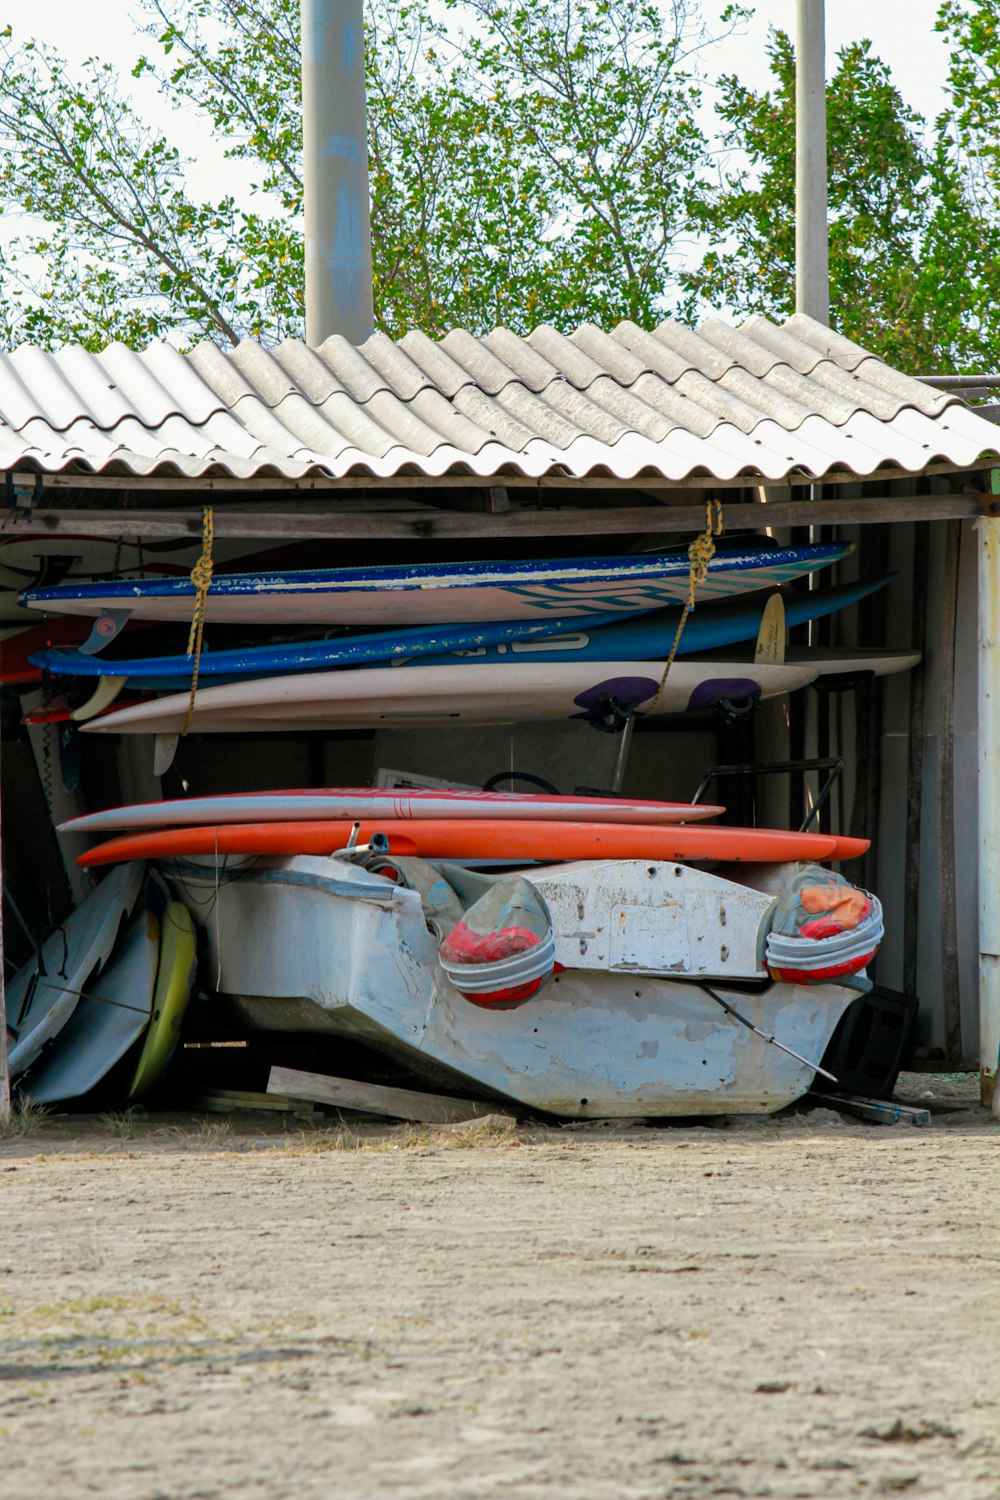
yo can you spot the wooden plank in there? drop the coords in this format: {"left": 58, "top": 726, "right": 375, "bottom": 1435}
{"left": 188, "top": 1088, "right": 319, "bottom": 1116}
{"left": 0, "top": 494, "right": 993, "bottom": 543}
{"left": 808, "top": 1091, "right": 932, "bottom": 1127}
{"left": 267, "top": 1065, "right": 499, "bottom": 1124}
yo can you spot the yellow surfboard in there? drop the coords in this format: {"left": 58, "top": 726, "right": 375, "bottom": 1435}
{"left": 128, "top": 901, "right": 197, "bottom": 1102}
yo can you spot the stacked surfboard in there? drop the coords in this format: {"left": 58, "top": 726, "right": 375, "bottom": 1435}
{"left": 11, "top": 538, "right": 913, "bottom": 736}
{"left": 60, "top": 785, "right": 869, "bottom": 868}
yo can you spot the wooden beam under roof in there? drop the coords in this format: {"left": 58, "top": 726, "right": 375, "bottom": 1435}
{"left": 0, "top": 491, "right": 996, "bottom": 541}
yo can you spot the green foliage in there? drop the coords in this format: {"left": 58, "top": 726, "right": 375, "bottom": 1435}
{"left": 0, "top": 0, "right": 998, "bottom": 373}
{"left": 680, "top": 30, "right": 975, "bottom": 372}
{"left": 681, "top": 7, "right": 1000, "bottom": 372}
{"left": 0, "top": 0, "right": 731, "bottom": 348}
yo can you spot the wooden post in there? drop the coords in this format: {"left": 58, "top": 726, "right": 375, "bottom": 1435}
{"left": 937, "top": 520, "right": 963, "bottom": 1063}
{"left": 902, "top": 522, "right": 929, "bottom": 1000}
{"left": 977, "top": 501, "right": 1000, "bottom": 1106}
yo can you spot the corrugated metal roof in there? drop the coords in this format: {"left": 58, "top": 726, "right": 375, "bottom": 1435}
{"left": 0, "top": 312, "right": 995, "bottom": 484}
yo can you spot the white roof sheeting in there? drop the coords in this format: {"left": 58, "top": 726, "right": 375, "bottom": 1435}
{"left": 0, "top": 313, "right": 995, "bottom": 484}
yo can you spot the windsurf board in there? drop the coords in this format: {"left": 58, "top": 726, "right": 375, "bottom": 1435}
{"left": 29, "top": 574, "right": 892, "bottom": 686}
{"left": 59, "top": 788, "right": 725, "bottom": 838}
{"left": 5, "top": 862, "right": 145, "bottom": 1079}
{"left": 22, "top": 541, "right": 851, "bottom": 628}
{"left": 782, "top": 647, "right": 920, "bottom": 679}
{"left": 0, "top": 535, "right": 266, "bottom": 625}
{"left": 23, "top": 910, "right": 159, "bottom": 1105}
{"left": 81, "top": 660, "right": 821, "bottom": 736}
{"left": 77, "top": 818, "right": 870, "bottom": 870}
{"left": 128, "top": 902, "right": 198, "bottom": 1102}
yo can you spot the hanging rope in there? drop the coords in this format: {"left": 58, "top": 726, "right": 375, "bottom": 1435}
{"left": 182, "top": 506, "right": 214, "bottom": 738}
{"left": 647, "top": 499, "right": 724, "bottom": 716}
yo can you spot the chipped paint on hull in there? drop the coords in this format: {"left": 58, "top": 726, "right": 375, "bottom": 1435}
{"left": 165, "top": 853, "right": 854, "bottom": 1117}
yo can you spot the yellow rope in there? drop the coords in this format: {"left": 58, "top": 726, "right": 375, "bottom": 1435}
{"left": 182, "top": 506, "right": 214, "bottom": 737}
{"left": 647, "top": 499, "right": 724, "bottom": 716}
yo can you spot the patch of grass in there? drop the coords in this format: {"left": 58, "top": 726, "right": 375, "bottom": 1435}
{"left": 280, "top": 1125, "right": 367, "bottom": 1154}
{"left": 199, "top": 1118, "right": 231, "bottom": 1146}
{"left": 100, "top": 1110, "right": 135, "bottom": 1140}
{"left": 0, "top": 1098, "right": 50, "bottom": 1139}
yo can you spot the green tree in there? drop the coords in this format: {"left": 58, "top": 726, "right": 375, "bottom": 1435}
{"left": 680, "top": 29, "right": 976, "bottom": 372}
{"left": 932, "top": 0, "right": 1000, "bottom": 366}
{"left": 0, "top": 0, "right": 735, "bottom": 349}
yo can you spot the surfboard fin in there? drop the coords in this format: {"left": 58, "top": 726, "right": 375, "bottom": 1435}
{"left": 153, "top": 734, "right": 179, "bottom": 777}
{"left": 70, "top": 675, "right": 127, "bottom": 722}
{"left": 80, "top": 608, "right": 132, "bottom": 656}
{"left": 754, "top": 593, "right": 786, "bottom": 665}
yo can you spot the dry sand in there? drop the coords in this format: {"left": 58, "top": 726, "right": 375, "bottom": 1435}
{"left": 1, "top": 1080, "right": 997, "bottom": 1500}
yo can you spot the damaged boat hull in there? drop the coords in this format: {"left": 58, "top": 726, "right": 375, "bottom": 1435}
{"left": 164, "top": 854, "right": 855, "bottom": 1118}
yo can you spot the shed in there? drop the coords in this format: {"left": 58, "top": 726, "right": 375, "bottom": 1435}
{"left": 2, "top": 310, "right": 999, "bottom": 1102}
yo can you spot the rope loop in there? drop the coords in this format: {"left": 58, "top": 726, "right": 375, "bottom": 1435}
{"left": 182, "top": 506, "right": 214, "bottom": 738}
{"left": 648, "top": 499, "right": 724, "bottom": 716}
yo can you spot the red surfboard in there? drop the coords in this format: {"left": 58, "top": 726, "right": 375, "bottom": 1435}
{"left": 77, "top": 818, "right": 870, "bottom": 869}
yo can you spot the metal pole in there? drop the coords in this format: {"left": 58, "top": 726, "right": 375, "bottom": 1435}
{"left": 301, "top": 0, "right": 375, "bottom": 347}
{"left": 0, "top": 711, "right": 9, "bottom": 1123}
{"left": 795, "top": 0, "right": 829, "bottom": 323}
{"left": 977, "top": 507, "right": 1000, "bottom": 1106}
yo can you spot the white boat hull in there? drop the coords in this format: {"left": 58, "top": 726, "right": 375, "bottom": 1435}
{"left": 164, "top": 855, "right": 855, "bottom": 1118}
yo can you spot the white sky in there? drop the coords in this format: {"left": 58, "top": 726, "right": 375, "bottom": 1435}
{"left": 707, "top": 1, "right": 950, "bottom": 121}
{"left": 4, "top": 0, "right": 952, "bottom": 129}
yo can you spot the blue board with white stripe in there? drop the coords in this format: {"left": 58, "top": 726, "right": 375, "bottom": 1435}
{"left": 31, "top": 572, "right": 886, "bottom": 688}
{"left": 21, "top": 540, "right": 851, "bottom": 631}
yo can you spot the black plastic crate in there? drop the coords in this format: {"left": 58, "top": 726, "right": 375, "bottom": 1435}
{"left": 814, "top": 985, "right": 919, "bottom": 1101}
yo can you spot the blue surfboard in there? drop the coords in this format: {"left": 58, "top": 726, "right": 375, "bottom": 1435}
{"left": 20, "top": 540, "right": 851, "bottom": 633}
{"left": 31, "top": 608, "right": 630, "bottom": 686}
{"left": 400, "top": 574, "right": 894, "bottom": 667}
{"left": 31, "top": 573, "right": 889, "bottom": 687}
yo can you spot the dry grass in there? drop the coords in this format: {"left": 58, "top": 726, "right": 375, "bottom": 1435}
{"left": 0, "top": 1098, "right": 50, "bottom": 1139}
{"left": 278, "top": 1113, "right": 543, "bottom": 1155}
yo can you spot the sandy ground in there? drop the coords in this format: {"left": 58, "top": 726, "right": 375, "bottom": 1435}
{"left": 0, "top": 1078, "right": 997, "bottom": 1500}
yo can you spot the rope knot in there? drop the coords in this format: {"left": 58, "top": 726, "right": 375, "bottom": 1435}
{"left": 183, "top": 506, "right": 214, "bottom": 737}
{"left": 648, "top": 500, "right": 724, "bottom": 716}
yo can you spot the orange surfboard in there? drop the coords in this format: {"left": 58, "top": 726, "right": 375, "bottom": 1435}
{"left": 78, "top": 818, "right": 869, "bottom": 869}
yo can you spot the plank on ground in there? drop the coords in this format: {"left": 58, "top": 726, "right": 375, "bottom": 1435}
{"left": 267, "top": 1066, "right": 499, "bottom": 1124}
{"left": 188, "top": 1088, "right": 319, "bottom": 1116}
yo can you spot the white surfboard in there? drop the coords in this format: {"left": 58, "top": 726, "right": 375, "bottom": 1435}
{"left": 82, "top": 660, "right": 821, "bottom": 737}
{"left": 59, "top": 788, "right": 724, "bottom": 838}
{"left": 783, "top": 648, "right": 920, "bottom": 678}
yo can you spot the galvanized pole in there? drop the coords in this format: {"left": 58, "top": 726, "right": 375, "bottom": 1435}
{"left": 978, "top": 503, "right": 1000, "bottom": 1108}
{"left": 795, "top": 0, "right": 829, "bottom": 323}
{"left": 0, "top": 719, "right": 9, "bottom": 1123}
{"left": 301, "top": 0, "right": 375, "bottom": 347}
